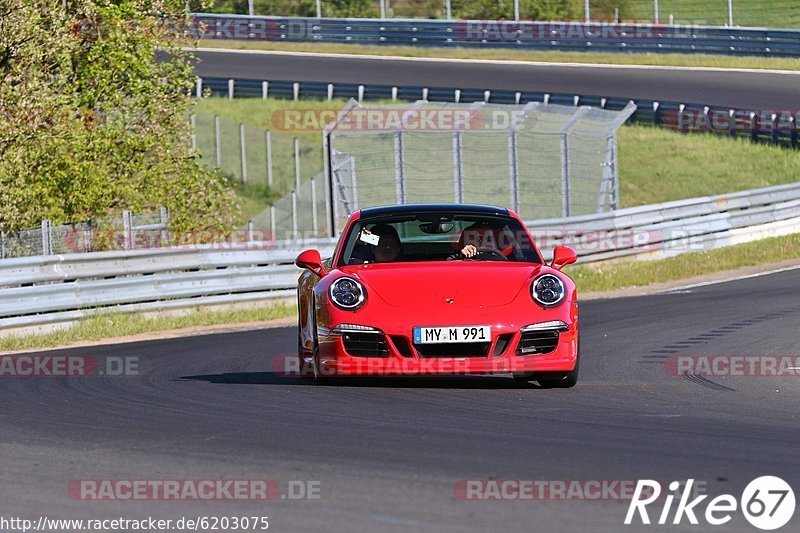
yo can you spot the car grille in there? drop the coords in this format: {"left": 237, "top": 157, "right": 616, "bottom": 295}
{"left": 342, "top": 332, "right": 389, "bottom": 357}
{"left": 517, "top": 330, "right": 560, "bottom": 355}
{"left": 415, "top": 342, "right": 491, "bottom": 358}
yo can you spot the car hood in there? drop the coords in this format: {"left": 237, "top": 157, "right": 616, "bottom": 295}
{"left": 340, "top": 262, "right": 542, "bottom": 308}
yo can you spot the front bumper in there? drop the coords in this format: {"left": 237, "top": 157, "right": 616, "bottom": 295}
{"left": 315, "top": 321, "right": 578, "bottom": 377}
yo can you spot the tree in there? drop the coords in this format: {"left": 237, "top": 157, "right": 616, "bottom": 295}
{"left": 0, "top": 0, "right": 238, "bottom": 232}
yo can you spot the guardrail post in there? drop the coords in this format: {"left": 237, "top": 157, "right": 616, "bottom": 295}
{"left": 294, "top": 137, "right": 301, "bottom": 192}
{"left": 394, "top": 131, "right": 406, "bottom": 204}
{"left": 391, "top": 86, "right": 398, "bottom": 101}
{"left": 228, "top": 79, "right": 234, "bottom": 99}
{"left": 653, "top": 102, "right": 661, "bottom": 126}
{"left": 41, "top": 220, "right": 52, "bottom": 256}
{"left": 248, "top": 220, "right": 254, "bottom": 243}
{"left": 327, "top": 84, "right": 334, "bottom": 101}
{"left": 560, "top": 133, "right": 570, "bottom": 217}
{"left": 239, "top": 123, "right": 248, "bottom": 183}
{"left": 453, "top": 131, "right": 463, "bottom": 203}
{"left": 422, "top": 88, "right": 429, "bottom": 101}
{"left": 122, "top": 210, "right": 133, "bottom": 251}
{"left": 0, "top": 230, "right": 5, "bottom": 259}
{"left": 270, "top": 205, "right": 277, "bottom": 241}
{"left": 358, "top": 85, "right": 364, "bottom": 102}
{"left": 771, "top": 113, "right": 779, "bottom": 144}
{"left": 311, "top": 177, "right": 319, "bottom": 235}
{"left": 214, "top": 115, "right": 221, "bottom": 167}
{"left": 791, "top": 117, "right": 798, "bottom": 148}
{"left": 196, "top": 77, "right": 203, "bottom": 98}
{"left": 293, "top": 82, "right": 300, "bottom": 101}
{"left": 159, "top": 207, "right": 171, "bottom": 246}
{"left": 508, "top": 130, "right": 520, "bottom": 214}
{"left": 266, "top": 130, "right": 274, "bottom": 186}
{"left": 750, "top": 112, "right": 758, "bottom": 143}
{"left": 262, "top": 81, "right": 269, "bottom": 100}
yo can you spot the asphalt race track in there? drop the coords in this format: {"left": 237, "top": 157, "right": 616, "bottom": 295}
{"left": 193, "top": 49, "right": 800, "bottom": 110}
{"left": 2, "top": 268, "right": 799, "bottom": 532}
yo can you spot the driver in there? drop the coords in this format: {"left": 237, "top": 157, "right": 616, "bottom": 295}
{"left": 371, "top": 224, "right": 403, "bottom": 263}
{"left": 448, "top": 222, "right": 506, "bottom": 261}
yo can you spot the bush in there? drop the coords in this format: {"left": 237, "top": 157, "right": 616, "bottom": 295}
{"left": 0, "top": 0, "right": 239, "bottom": 233}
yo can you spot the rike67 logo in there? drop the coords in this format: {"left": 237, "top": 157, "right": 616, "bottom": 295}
{"left": 626, "top": 477, "right": 795, "bottom": 530}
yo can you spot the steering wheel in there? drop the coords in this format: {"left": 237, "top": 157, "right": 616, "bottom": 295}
{"left": 465, "top": 250, "right": 508, "bottom": 261}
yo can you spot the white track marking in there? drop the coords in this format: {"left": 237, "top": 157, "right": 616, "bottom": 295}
{"left": 193, "top": 47, "right": 800, "bottom": 76}
{"left": 664, "top": 263, "right": 800, "bottom": 293}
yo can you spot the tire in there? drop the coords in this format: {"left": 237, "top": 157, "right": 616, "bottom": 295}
{"left": 538, "top": 334, "right": 580, "bottom": 388}
{"left": 309, "top": 303, "right": 328, "bottom": 384}
{"left": 296, "top": 292, "right": 312, "bottom": 377}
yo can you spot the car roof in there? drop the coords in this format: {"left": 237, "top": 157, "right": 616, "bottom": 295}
{"left": 358, "top": 204, "right": 510, "bottom": 219}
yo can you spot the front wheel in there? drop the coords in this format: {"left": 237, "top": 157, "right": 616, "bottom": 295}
{"left": 514, "top": 335, "right": 580, "bottom": 388}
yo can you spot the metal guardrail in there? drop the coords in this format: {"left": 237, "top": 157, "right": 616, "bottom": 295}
{"left": 192, "top": 14, "right": 800, "bottom": 57}
{"left": 197, "top": 77, "right": 800, "bottom": 149}
{"left": 1, "top": 182, "right": 798, "bottom": 335}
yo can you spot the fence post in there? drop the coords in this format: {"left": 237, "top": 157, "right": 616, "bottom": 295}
{"left": 214, "top": 115, "right": 221, "bottom": 167}
{"left": 514, "top": 0, "right": 519, "bottom": 21}
{"left": 584, "top": 0, "right": 590, "bottom": 22}
{"left": 394, "top": 131, "right": 406, "bottom": 204}
{"left": 316, "top": 0, "right": 321, "bottom": 18}
{"left": 228, "top": 79, "right": 234, "bottom": 99}
{"left": 248, "top": 220, "right": 254, "bottom": 243}
{"left": 791, "top": 117, "right": 798, "bottom": 148}
{"left": 322, "top": 130, "right": 334, "bottom": 237}
{"left": 508, "top": 131, "right": 520, "bottom": 214}
{"left": 611, "top": 136, "right": 620, "bottom": 209}
{"left": 654, "top": 0, "right": 659, "bottom": 24}
{"left": 291, "top": 190, "right": 298, "bottom": 237}
{"left": 266, "top": 129, "right": 274, "bottom": 186}
{"left": 445, "top": 0, "right": 451, "bottom": 20}
{"left": 160, "top": 206, "right": 171, "bottom": 246}
{"left": 452, "top": 131, "right": 463, "bottom": 203}
{"left": 122, "top": 210, "right": 133, "bottom": 251}
{"left": 41, "top": 220, "right": 52, "bottom": 256}
{"left": 248, "top": 0, "right": 254, "bottom": 16}
{"left": 196, "top": 77, "right": 203, "bottom": 98}
{"left": 190, "top": 114, "right": 196, "bottom": 150}
{"left": 311, "top": 177, "right": 319, "bottom": 235}
{"left": 560, "top": 133, "right": 570, "bottom": 217}
{"left": 294, "top": 137, "right": 301, "bottom": 192}
{"left": 0, "top": 230, "right": 4, "bottom": 259}
{"left": 728, "top": 0, "right": 734, "bottom": 26}
{"left": 239, "top": 123, "right": 248, "bottom": 182}
{"left": 262, "top": 81, "right": 269, "bottom": 100}
{"left": 349, "top": 154, "right": 359, "bottom": 211}
{"left": 293, "top": 82, "right": 300, "bottom": 101}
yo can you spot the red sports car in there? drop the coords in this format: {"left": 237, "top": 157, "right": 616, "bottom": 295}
{"left": 295, "top": 204, "right": 579, "bottom": 386}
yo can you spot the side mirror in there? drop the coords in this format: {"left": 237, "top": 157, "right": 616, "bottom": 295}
{"left": 295, "top": 249, "right": 328, "bottom": 277}
{"left": 551, "top": 246, "right": 577, "bottom": 271}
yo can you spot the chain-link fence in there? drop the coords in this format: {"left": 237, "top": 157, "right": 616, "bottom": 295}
{"left": 192, "top": 111, "right": 322, "bottom": 196}
{"left": 323, "top": 100, "right": 635, "bottom": 235}
{"left": 250, "top": 172, "right": 328, "bottom": 241}
{"left": 0, "top": 209, "right": 171, "bottom": 259}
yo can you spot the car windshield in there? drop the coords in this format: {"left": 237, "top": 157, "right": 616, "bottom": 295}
{"left": 337, "top": 212, "right": 541, "bottom": 265}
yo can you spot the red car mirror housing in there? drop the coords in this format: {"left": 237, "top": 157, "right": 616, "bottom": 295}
{"left": 295, "top": 249, "right": 329, "bottom": 277}
{"left": 551, "top": 246, "right": 578, "bottom": 271}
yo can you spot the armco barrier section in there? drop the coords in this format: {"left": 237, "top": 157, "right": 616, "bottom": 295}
{"left": 197, "top": 77, "right": 800, "bottom": 149}
{"left": 192, "top": 15, "right": 800, "bottom": 57}
{"left": 0, "top": 182, "right": 798, "bottom": 334}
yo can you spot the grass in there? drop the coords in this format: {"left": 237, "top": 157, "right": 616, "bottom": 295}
{"left": 196, "top": 40, "right": 800, "bottom": 71}
{"left": 0, "top": 302, "right": 296, "bottom": 353}
{"left": 571, "top": 232, "right": 800, "bottom": 293}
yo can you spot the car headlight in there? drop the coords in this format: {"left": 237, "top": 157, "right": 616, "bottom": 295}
{"left": 531, "top": 274, "right": 566, "bottom": 308}
{"left": 329, "top": 277, "right": 366, "bottom": 310}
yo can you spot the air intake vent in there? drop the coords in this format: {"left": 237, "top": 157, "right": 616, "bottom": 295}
{"left": 343, "top": 332, "right": 389, "bottom": 357}
{"left": 517, "top": 331, "right": 560, "bottom": 355}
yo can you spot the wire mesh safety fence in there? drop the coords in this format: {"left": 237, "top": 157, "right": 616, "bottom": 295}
{"left": 0, "top": 209, "right": 171, "bottom": 260}
{"left": 323, "top": 100, "right": 635, "bottom": 235}
{"left": 192, "top": 111, "right": 323, "bottom": 196}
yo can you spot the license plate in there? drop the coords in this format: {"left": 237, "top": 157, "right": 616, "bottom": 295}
{"left": 413, "top": 326, "right": 491, "bottom": 344}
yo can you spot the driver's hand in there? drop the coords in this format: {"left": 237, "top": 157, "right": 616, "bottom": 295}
{"left": 461, "top": 245, "right": 478, "bottom": 258}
